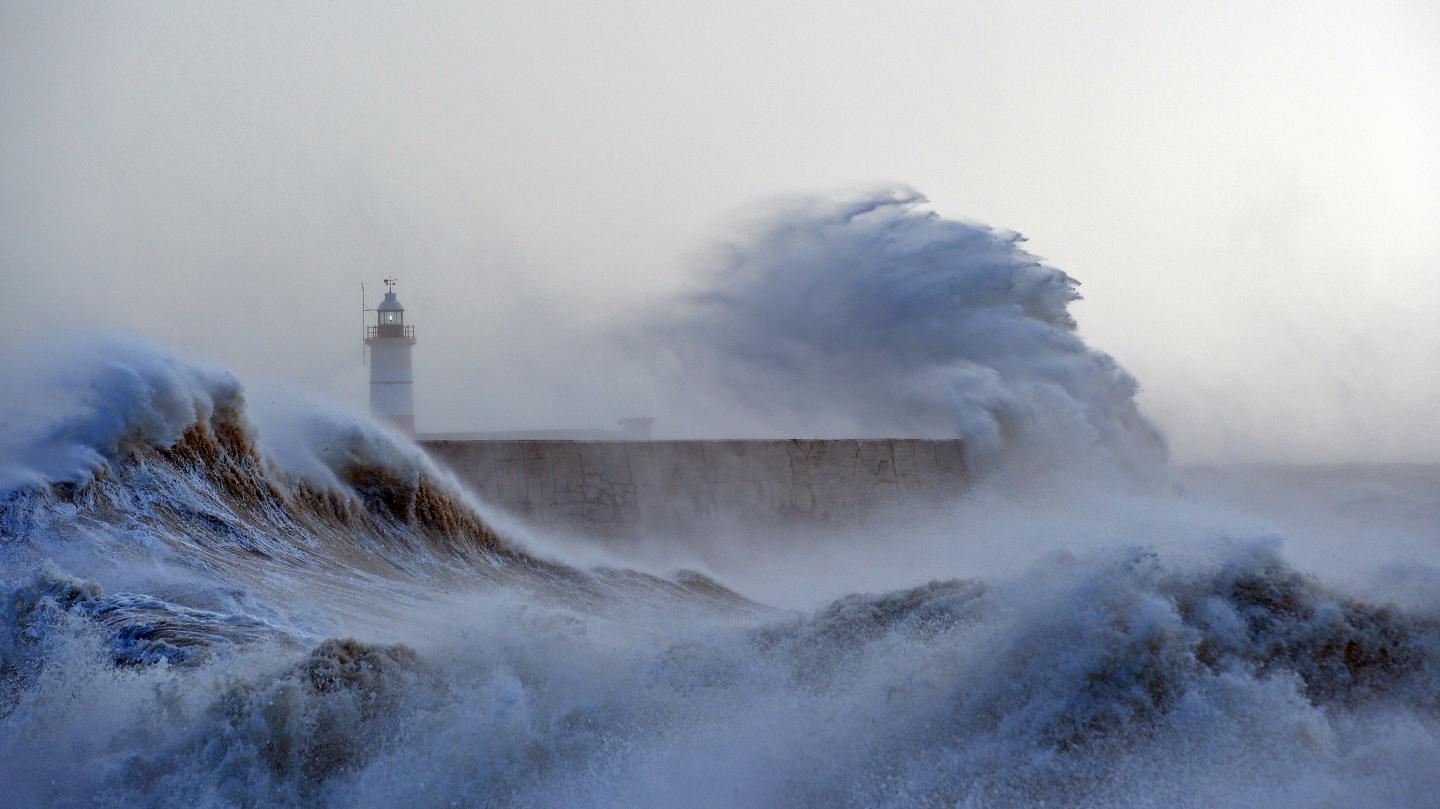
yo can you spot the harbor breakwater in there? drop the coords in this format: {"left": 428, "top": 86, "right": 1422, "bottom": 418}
{"left": 420, "top": 439, "right": 970, "bottom": 539}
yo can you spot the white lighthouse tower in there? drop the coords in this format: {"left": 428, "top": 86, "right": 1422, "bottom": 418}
{"left": 364, "top": 278, "right": 417, "bottom": 433}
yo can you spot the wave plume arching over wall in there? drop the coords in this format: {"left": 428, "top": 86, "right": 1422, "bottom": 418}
{"left": 643, "top": 186, "right": 1167, "bottom": 483}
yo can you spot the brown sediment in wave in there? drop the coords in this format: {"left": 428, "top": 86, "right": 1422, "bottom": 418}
{"left": 20, "top": 393, "right": 537, "bottom": 572}
{"left": 42, "top": 395, "right": 281, "bottom": 520}
{"left": 1030, "top": 556, "right": 1440, "bottom": 753}
{"left": 154, "top": 400, "right": 278, "bottom": 503}
{"left": 329, "top": 461, "right": 520, "bottom": 561}
{"left": 1184, "top": 560, "right": 1434, "bottom": 708}
{"left": 202, "top": 637, "right": 429, "bottom": 792}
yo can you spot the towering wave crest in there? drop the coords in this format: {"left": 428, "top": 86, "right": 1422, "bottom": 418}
{"left": 650, "top": 187, "right": 1166, "bottom": 480}
{"left": 0, "top": 340, "right": 528, "bottom": 570}
{"left": 0, "top": 339, "right": 246, "bottom": 490}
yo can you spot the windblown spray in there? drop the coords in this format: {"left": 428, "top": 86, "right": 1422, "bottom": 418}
{"left": 649, "top": 187, "right": 1166, "bottom": 479}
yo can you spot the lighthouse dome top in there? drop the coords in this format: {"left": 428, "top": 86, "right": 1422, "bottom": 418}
{"left": 377, "top": 291, "right": 404, "bottom": 312}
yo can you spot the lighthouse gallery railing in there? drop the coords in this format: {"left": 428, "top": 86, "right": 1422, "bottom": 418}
{"left": 366, "top": 324, "right": 415, "bottom": 339}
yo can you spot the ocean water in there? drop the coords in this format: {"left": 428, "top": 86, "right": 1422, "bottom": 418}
{"left": 2, "top": 343, "right": 1438, "bottom": 809}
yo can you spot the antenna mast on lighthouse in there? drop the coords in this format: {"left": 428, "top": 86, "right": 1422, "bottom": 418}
{"left": 362, "top": 278, "right": 417, "bottom": 433}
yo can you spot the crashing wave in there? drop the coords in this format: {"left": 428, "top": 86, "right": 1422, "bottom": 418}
{"left": 0, "top": 342, "right": 750, "bottom": 701}
{"left": 7, "top": 544, "right": 1432, "bottom": 808}
{"left": 0, "top": 342, "right": 757, "bottom": 594}
{"left": 1, "top": 341, "right": 1437, "bottom": 808}
{"left": 0, "top": 343, "right": 520, "bottom": 566}
{"left": 646, "top": 187, "right": 1168, "bottom": 482}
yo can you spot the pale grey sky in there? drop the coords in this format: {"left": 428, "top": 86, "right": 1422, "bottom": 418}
{"left": 2, "top": 1, "right": 1437, "bottom": 462}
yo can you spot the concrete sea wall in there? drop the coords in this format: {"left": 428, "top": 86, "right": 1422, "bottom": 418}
{"left": 421, "top": 439, "right": 970, "bottom": 539}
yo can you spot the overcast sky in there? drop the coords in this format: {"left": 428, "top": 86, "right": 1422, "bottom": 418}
{"left": 2, "top": 1, "right": 1437, "bottom": 462}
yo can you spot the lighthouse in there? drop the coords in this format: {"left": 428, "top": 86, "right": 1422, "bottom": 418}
{"left": 364, "top": 278, "right": 417, "bottom": 433}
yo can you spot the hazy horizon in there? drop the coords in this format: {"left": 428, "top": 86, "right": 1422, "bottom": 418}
{"left": 3, "top": 1, "right": 1437, "bottom": 464}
